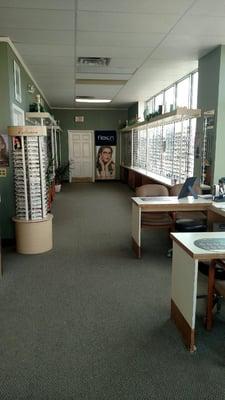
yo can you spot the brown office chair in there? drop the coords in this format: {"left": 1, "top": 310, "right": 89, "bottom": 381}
{"left": 169, "top": 183, "right": 207, "bottom": 232}
{"left": 135, "top": 184, "right": 174, "bottom": 230}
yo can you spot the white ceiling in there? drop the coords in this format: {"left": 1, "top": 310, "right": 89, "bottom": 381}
{"left": 0, "top": 0, "right": 225, "bottom": 109}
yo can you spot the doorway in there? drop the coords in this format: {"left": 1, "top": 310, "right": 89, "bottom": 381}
{"left": 68, "top": 130, "right": 95, "bottom": 182}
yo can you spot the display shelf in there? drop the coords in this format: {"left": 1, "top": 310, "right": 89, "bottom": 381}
{"left": 8, "top": 125, "right": 48, "bottom": 221}
{"left": 26, "top": 112, "right": 62, "bottom": 175}
{"left": 120, "top": 107, "right": 201, "bottom": 132}
{"left": 26, "top": 112, "right": 57, "bottom": 127}
{"left": 201, "top": 110, "right": 214, "bottom": 185}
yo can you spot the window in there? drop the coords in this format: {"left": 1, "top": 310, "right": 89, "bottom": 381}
{"left": 191, "top": 72, "right": 198, "bottom": 108}
{"left": 154, "top": 93, "right": 163, "bottom": 113}
{"left": 121, "top": 70, "right": 199, "bottom": 183}
{"left": 147, "top": 98, "right": 154, "bottom": 115}
{"left": 176, "top": 77, "right": 190, "bottom": 108}
{"left": 164, "top": 87, "right": 175, "bottom": 113}
{"left": 145, "top": 70, "right": 198, "bottom": 115}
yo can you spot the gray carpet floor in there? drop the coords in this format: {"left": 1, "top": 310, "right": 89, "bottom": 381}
{"left": 1, "top": 182, "right": 225, "bottom": 400}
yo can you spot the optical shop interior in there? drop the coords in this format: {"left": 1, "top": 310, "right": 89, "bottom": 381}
{"left": 1, "top": 2, "right": 225, "bottom": 399}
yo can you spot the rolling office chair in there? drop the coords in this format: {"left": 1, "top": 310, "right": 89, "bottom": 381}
{"left": 135, "top": 184, "right": 174, "bottom": 232}
{"left": 198, "top": 259, "right": 225, "bottom": 316}
{"left": 169, "top": 183, "right": 207, "bottom": 233}
{"left": 167, "top": 183, "right": 207, "bottom": 257}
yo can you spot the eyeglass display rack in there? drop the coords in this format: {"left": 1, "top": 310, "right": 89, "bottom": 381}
{"left": 26, "top": 112, "right": 62, "bottom": 175}
{"left": 8, "top": 125, "right": 53, "bottom": 254}
{"left": 201, "top": 110, "right": 215, "bottom": 186}
{"left": 120, "top": 107, "right": 201, "bottom": 185}
{"left": 9, "top": 125, "right": 47, "bottom": 220}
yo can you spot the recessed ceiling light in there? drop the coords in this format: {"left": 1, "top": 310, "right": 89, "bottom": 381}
{"left": 75, "top": 98, "right": 111, "bottom": 103}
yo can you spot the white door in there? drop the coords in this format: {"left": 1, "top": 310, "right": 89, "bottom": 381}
{"left": 68, "top": 130, "right": 94, "bottom": 182}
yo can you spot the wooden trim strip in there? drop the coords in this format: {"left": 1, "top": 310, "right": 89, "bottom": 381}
{"left": 171, "top": 299, "right": 196, "bottom": 352}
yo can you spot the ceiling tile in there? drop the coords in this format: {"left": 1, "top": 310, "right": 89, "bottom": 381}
{"left": 17, "top": 43, "right": 74, "bottom": 57}
{"left": 76, "top": 73, "right": 132, "bottom": 80}
{"left": 30, "top": 64, "right": 74, "bottom": 74}
{"left": 149, "top": 46, "right": 204, "bottom": 60}
{"left": 0, "top": 8, "right": 74, "bottom": 30}
{"left": 76, "top": 84, "right": 123, "bottom": 98}
{"left": 76, "top": 45, "right": 152, "bottom": 59}
{"left": 77, "top": 11, "right": 179, "bottom": 33}
{"left": 0, "top": 0, "right": 222, "bottom": 109}
{"left": 22, "top": 54, "right": 74, "bottom": 67}
{"left": 1, "top": 28, "right": 74, "bottom": 45}
{"left": 78, "top": 0, "right": 194, "bottom": 15}
{"left": 0, "top": 1, "right": 75, "bottom": 10}
{"left": 190, "top": 0, "right": 225, "bottom": 17}
{"left": 172, "top": 15, "right": 225, "bottom": 36}
{"left": 77, "top": 31, "right": 164, "bottom": 48}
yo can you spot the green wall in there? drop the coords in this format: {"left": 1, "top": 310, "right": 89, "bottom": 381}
{"left": 214, "top": 46, "right": 225, "bottom": 182}
{"left": 195, "top": 45, "right": 225, "bottom": 184}
{"left": 7, "top": 45, "right": 51, "bottom": 114}
{"left": 0, "top": 42, "right": 52, "bottom": 239}
{"left": 0, "top": 43, "right": 14, "bottom": 239}
{"left": 53, "top": 108, "right": 128, "bottom": 178}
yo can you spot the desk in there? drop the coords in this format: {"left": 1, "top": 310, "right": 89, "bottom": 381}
{"left": 131, "top": 196, "right": 212, "bottom": 258}
{"left": 170, "top": 232, "right": 225, "bottom": 352}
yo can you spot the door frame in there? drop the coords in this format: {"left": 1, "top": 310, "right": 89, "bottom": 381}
{"left": 68, "top": 130, "right": 95, "bottom": 183}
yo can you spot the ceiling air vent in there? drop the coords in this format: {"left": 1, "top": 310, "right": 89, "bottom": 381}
{"left": 77, "top": 57, "right": 111, "bottom": 66}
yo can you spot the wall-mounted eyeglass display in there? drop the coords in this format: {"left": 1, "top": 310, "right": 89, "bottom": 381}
{"left": 120, "top": 107, "right": 201, "bottom": 184}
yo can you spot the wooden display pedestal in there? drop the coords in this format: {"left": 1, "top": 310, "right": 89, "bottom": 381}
{"left": 13, "top": 214, "right": 53, "bottom": 254}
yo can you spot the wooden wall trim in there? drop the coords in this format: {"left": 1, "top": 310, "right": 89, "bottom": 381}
{"left": 171, "top": 299, "right": 196, "bottom": 352}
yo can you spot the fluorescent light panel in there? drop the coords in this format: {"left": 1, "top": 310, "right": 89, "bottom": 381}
{"left": 75, "top": 98, "right": 111, "bottom": 103}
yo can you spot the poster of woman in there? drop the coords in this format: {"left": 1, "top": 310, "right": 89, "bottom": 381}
{"left": 96, "top": 145, "right": 116, "bottom": 179}
{"left": 0, "top": 134, "right": 9, "bottom": 166}
{"left": 95, "top": 131, "right": 117, "bottom": 180}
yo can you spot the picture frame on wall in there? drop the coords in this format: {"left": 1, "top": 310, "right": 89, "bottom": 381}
{"left": 14, "top": 60, "right": 22, "bottom": 103}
